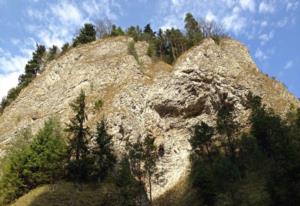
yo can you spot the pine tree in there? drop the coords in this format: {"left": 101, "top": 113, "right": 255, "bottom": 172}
{"left": 91, "top": 119, "right": 116, "bottom": 181}
{"left": 19, "top": 44, "right": 46, "bottom": 86}
{"left": 61, "top": 43, "right": 69, "bottom": 54}
{"left": 66, "top": 90, "right": 90, "bottom": 182}
{"left": 128, "top": 140, "right": 145, "bottom": 206}
{"left": 184, "top": 13, "right": 203, "bottom": 46}
{"left": 115, "top": 156, "right": 138, "bottom": 206}
{"left": 0, "top": 118, "right": 66, "bottom": 205}
{"left": 190, "top": 122, "right": 214, "bottom": 160}
{"left": 143, "top": 24, "right": 155, "bottom": 41}
{"left": 48, "top": 45, "right": 58, "bottom": 61}
{"left": 216, "top": 95, "right": 239, "bottom": 160}
{"left": 111, "top": 25, "right": 125, "bottom": 36}
{"left": 73, "top": 23, "right": 96, "bottom": 47}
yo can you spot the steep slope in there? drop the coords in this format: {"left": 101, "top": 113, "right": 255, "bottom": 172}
{"left": 0, "top": 36, "right": 299, "bottom": 199}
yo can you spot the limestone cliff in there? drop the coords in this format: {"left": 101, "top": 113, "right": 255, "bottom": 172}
{"left": 0, "top": 36, "right": 299, "bottom": 199}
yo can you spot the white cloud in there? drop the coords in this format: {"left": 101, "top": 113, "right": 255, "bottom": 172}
{"left": 277, "top": 17, "right": 288, "bottom": 27}
{"left": 50, "top": 2, "right": 83, "bottom": 26}
{"left": 0, "top": 72, "right": 20, "bottom": 100}
{"left": 259, "top": 31, "right": 274, "bottom": 45}
{"left": 261, "top": 21, "right": 268, "bottom": 27}
{"left": 0, "top": 51, "right": 28, "bottom": 73}
{"left": 205, "top": 11, "right": 217, "bottom": 22}
{"left": 10, "top": 38, "right": 21, "bottom": 45}
{"left": 27, "top": 8, "right": 46, "bottom": 20}
{"left": 0, "top": 49, "right": 29, "bottom": 100}
{"left": 284, "top": 60, "right": 294, "bottom": 70}
{"left": 222, "top": 14, "right": 246, "bottom": 34}
{"left": 160, "top": 14, "right": 183, "bottom": 30}
{"left": 82, "top": 0, "right": 119, "bottom": 20}
{"left": 170, "top": 0, "right": 185, "bottom": 12}
{"left": 222, "top": 0, "right": 236, "bottom": 7}
{"left": 255, "top": 48, "right": 268, "bottom": 60}
{"left": 239, "top": 0, "right": 256, "bottom": 12}
{"left": 259, "top": 2, "right": 275, "bottom": 13}
{"left": 286, "top": 1, "right": 299, "bottom": 11}
{"left": 0, "top": 44, "right": 33, "bottom": 100}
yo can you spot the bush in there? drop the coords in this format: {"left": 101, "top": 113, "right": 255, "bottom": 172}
{"left": 128, "top": 42, "right": 139, "bottom": 63}
{"left": 94, "top": 99, "right": 103, "bottom": 111}
{"left": 0, "top": 118, "right": 67, "bottom": 204}
{"left": 61, "top": 43, "right": 69, "bottom": 54}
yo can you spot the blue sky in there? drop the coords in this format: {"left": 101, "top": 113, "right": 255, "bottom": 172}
{"left": 0, "top": 0, "right": 299, "bottom": 99}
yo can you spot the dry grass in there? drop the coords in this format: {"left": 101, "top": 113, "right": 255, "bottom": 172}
{"left": 143, "top": 61, "right": 173, "bottom": 85}
{"left": 10, "top": 182, "right": 118, "bottom": 206}
{"left": 153, "top": 175, "right": 199, "bottom": 206}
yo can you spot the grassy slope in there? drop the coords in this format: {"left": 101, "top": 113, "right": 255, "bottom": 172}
{"left": 10, "top": 182, "right": 118, "bottom": 206}
{"left": 11, "top": 179, "right": 197, "bottom": 206}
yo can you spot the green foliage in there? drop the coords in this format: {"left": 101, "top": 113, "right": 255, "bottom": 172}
{"left": 19, "top": 44, "right": 46, "bottom": 85}
{"left": 143, "top": 135, "right": 158, "bottom": 205}
{"left": 147, "top": 41, "right": 157, "bottom": 59}
{"left": 94, "top": 99, "right": 103, "bottom": 111}
{"left": 61, "top": 43, "right": 70, "bottom": 54}
{"left": 115, "top": 156, "right": 140, "bottom": 206}
{"left": 184, "top": 13, "right": 204, "bottom": 47}
{"left": 190, "top": 122, "right": 214, "bottom": 157}
{"left": 128, "top": 42, "right": 139, "bottom": 62}
{"left": 73, "top": 23, "right": 96, "bottom": 47}
{"left": 90, "top": 120, "right": 116, "bottom": 181}
{"left": 127, "top": 135, "right": 158, "bottom": 205}
{"left": 126, "top": 26, "right": 143, "bottom": 41}
{"left": 189, "top": 93, "right": 300, "bottom": 206}
{"left": 142, "top": 24, "right": 155, "bottom": 41}
{"left": 128, "top": 140, "right": 146, "bottom": 205}
{"left": 65, "top": 90, "right": 90, "bottom": 182}
{"left": 126, "top": 13, "right": 224, "bottom": 64}
{"left": 0, "top": 118, "right": 67, "bottom": 205}
{"left": 48, "top": 45, "right": 58, "bottom": 61}
{"left": 0, "top": 44, "right": 46, "bottom": 114}
{"left": 111, "top": 25, "right": 125, "bottom": 36}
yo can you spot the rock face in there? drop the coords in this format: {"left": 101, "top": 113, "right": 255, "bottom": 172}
{"left": 0, "top": 36, "right": 299, "bottom": 199}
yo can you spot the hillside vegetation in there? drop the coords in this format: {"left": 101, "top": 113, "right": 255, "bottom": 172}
{"left": 0, "top": 12, "right": 300, "bottom": 206}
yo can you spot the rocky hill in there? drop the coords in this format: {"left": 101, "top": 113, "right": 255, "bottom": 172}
{"left": 0, "top": 36, "right": 299, "bottom": 200}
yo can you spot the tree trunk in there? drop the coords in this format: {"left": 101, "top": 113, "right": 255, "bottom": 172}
{"left": 148, "top": 173, "right": 152, "bottom": 206}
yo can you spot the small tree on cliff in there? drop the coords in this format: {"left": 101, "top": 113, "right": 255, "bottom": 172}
{"left": 73, "top": 23, "right": 96, "bottom": 47}
{"left": 66, "top": 90, "right": 90, "bottom": 182}
{"left": 184, "top": 13, "right": 203, "bottom": 46}
{"left": 142, "top": 134, "right": 158, "bottom": 205}
{"left": 128, "top": 134, "right": 158, "bottom": 205}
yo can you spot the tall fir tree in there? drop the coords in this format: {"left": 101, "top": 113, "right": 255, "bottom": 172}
{"left": 184, "top": 13, "right": 203, "bottom": 46}
{"left": 91, "top": 119, "right": 116, "bottom": 181}
{"left": 115, "top": 156, "right": 139, "bottom": 206}
{"left": 128, "top": 140, "right": 145, "bottom": 206}
{"left": 65, "top": 90, "right": 90, "bottom": 182}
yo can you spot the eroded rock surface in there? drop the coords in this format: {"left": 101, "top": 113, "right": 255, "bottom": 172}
{"left": 0, "top": 36, "right": 299, "bottom": 199}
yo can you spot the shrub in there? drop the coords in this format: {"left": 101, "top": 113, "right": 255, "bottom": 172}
{"left": 0, "top": 118, "right": 67, "bottom": 204}
{"left": 94, "top": 99, "right": 103, "bottom": 111}
{"left": 61, "top": 43, "right": 69, "bottom": 54}
{"left": 128, "top": 42, "right": 139, "bottom": 62}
